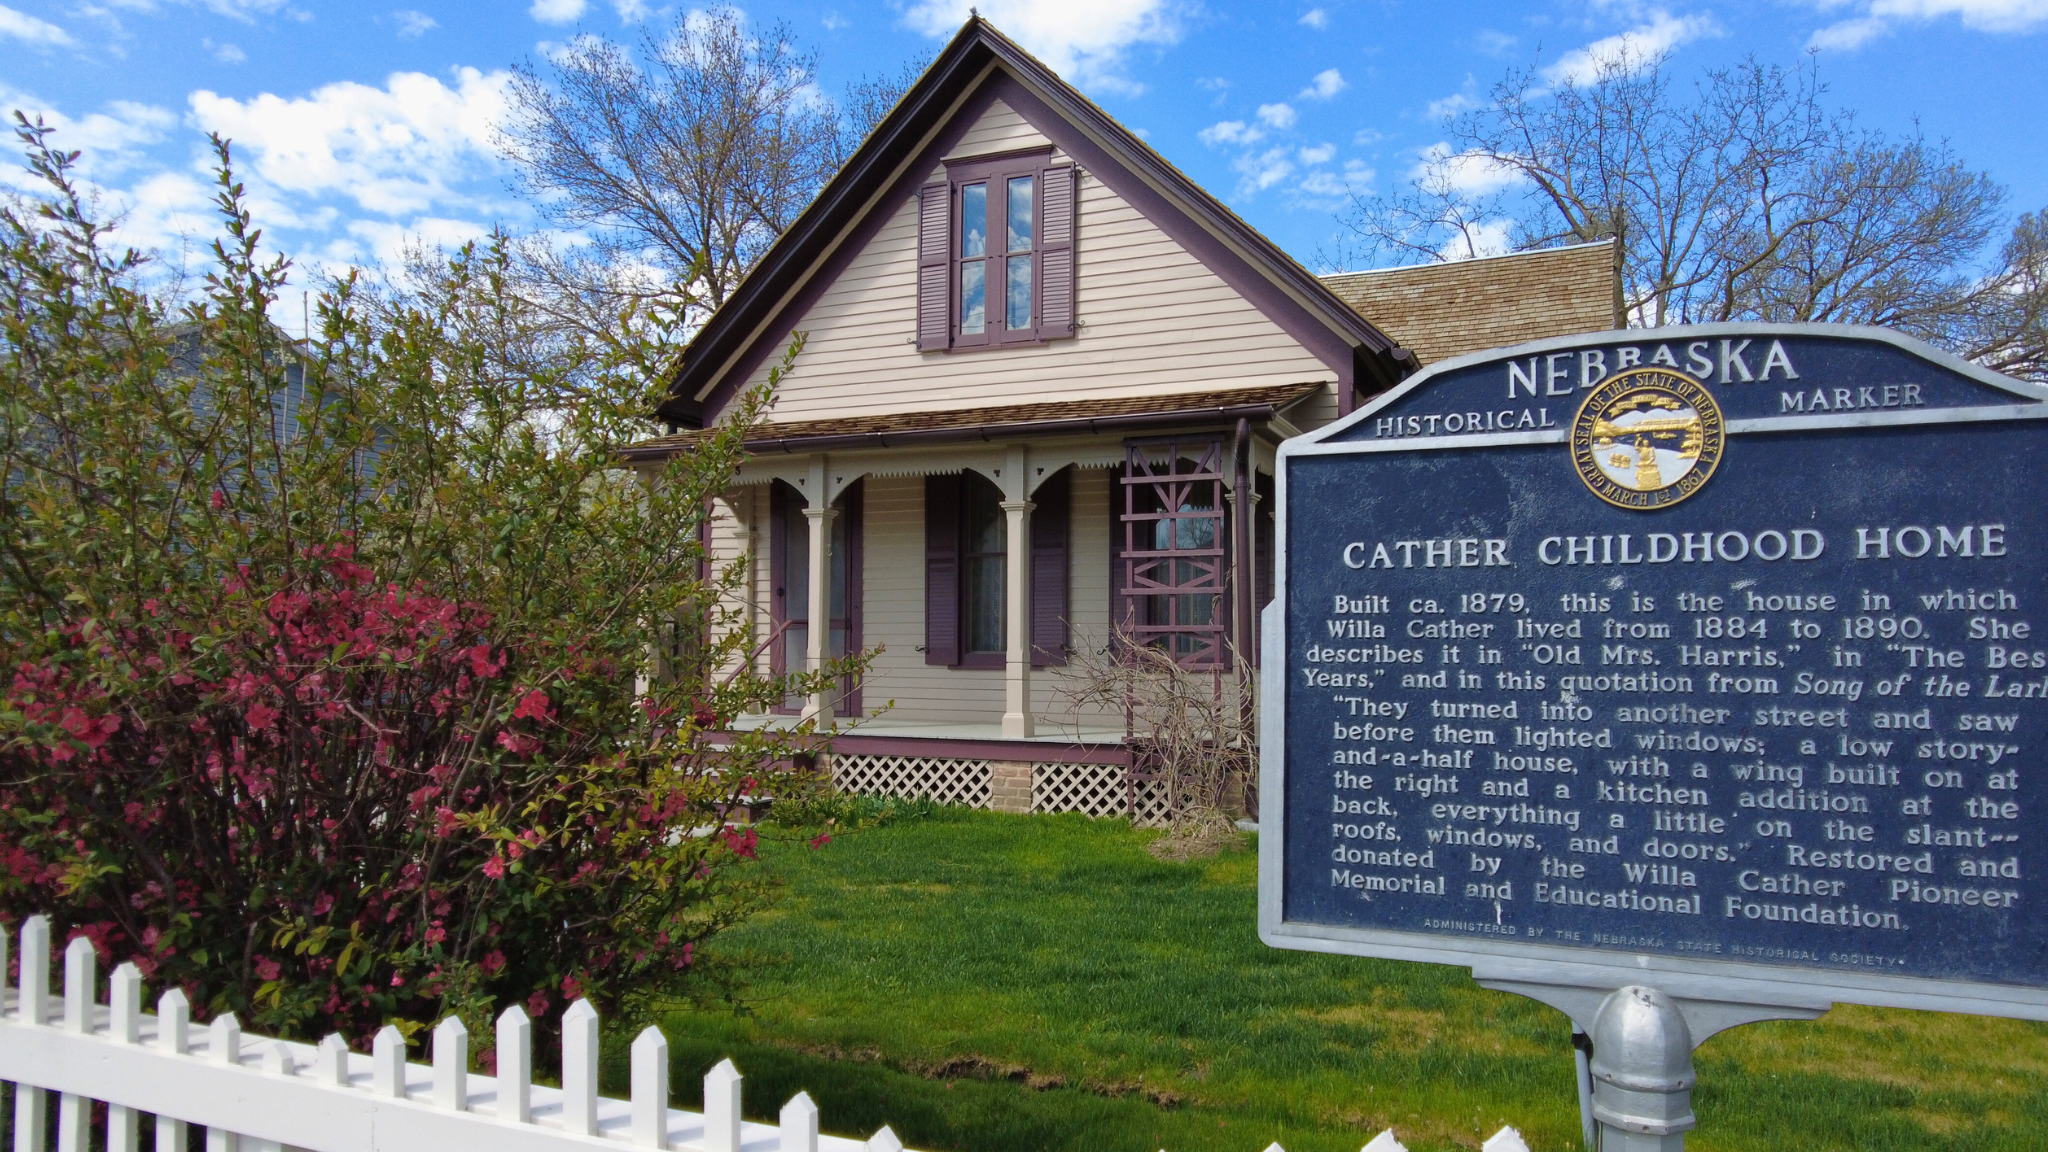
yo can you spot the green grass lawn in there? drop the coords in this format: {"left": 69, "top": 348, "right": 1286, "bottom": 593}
{"left": 657, "top": 807, "right": 2048, "bottom": 1152}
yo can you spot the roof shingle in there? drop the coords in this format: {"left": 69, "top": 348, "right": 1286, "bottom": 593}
{"left": 1322, "top": 240, "right": 1620, "bottom": 366}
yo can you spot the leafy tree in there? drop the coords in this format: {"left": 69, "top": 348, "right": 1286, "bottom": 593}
{"left": 0, "top": 121, "right": 857, "bottom": 1052}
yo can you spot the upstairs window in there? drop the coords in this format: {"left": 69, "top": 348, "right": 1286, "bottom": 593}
{"left": 917, "top": 152, "right": 1077, "bottom": 352}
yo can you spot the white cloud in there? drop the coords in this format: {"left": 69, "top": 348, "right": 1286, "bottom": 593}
{"left": 901, "top": 0, "right": 1183, "bottom": 93}
{"left": 821, "top": 11, "right": 847, "bottom": 30}
{"left": 204, "top": 37, "right": 246, "bottom": 62}
{"left": 343, "top": 215, "right": 493, "bottom": 265}
{"left": 1256, "top": 101, "right": 1296, "bottom": 129}
{"left": 1415, "top": 144, "right": 1524, "bottom": 199}
{"left": 612, "top": 0, "right": 651, "bottom": 21}
{"left": 393, "top": 9, "right": 436, "bottom": 37}
{"left": 188, "top": 68, "right": 512, "bottom": 217}
{"left": 1441, "top": 219, "right": 1513, "bottom": 261}
{"left": 1297, "top": 142, "right": 1335, "bottom": 165}
{"left": 1353, "top": 126, "right": 1385, "bottom": 146}
{"left": 1809, "top": 0, "right": 2048, "bottom": 50}
{"left": 529, "top": 0, "right": 587, "bottom": 25}
{"left": 1426, "top": 92, "right": 1478, "bottom": 120}
{"left": 1298, "top": 7, "right": 1327, "bottom": 28}
{"left": 1298, "top": 159, "right": 1370, "bottom": 199}
{"left": 1233, "top": 145, "right": 1294, "bottom": 194}
{"left": 1472, "top": 28, "right": 1517, "bottom": 57}
{"left": 1198, "top": 119, "right": 1263, "bottom": 146}
{"left": 0, "top": 4, "right": 75, "bottom": 46}
{"left": 1299, "top": 67, "right": 1346, "bottom": 100}
{"left": 1543, "top": 10, "right": 1720, "bottom": 86}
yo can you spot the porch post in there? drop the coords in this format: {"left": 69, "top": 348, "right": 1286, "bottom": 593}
{"left": 1000, "top": 443, "right": 1033, "bottom": 739}
{"left": 803, "top": 457, "right": 837, "bottom": 722}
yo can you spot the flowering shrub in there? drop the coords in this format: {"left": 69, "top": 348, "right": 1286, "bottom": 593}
{"left": 0, "top": 125, "right": 853, "bottom": 1050}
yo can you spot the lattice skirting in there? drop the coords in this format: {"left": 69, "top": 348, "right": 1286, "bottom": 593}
{"left": 830, "top": 754, "right": 991, "bottom": 808}
{"left": 1029, "top": 762, "right": 1171, "bottom": 825}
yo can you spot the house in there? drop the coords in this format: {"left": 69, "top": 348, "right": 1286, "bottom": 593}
{"left": 623, "top": 18, "right": 1617, "bottom": 821}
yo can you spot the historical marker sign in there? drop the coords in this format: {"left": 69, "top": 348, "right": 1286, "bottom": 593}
{"left": 1258, "top": 323, "right": 2048, "bottom": 1020}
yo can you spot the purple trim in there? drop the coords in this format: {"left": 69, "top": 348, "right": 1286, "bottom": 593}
{"left": 829, "top": 733, "right": 1133, "bottom": 766}
{"left": 993, "top": 75, "right": 1364, "bottom": 386}
{"left": 691, "top": 82, "right": 1007, "bottom": 421}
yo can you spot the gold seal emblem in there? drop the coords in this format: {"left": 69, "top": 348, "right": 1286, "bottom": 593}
{"left": 1570, "top": 367, "right": 1724, "bottom": 510}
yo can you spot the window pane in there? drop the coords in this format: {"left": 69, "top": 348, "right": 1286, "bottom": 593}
{"left": 961, "top": 183, "right": 986, "bottom": 257}
{"left": 965, "top": 476, "right": 1005, "bottom": 554}
{"left": 1006, "top": 175, "right": 1033, "bottom": 251}
{"left": 965, "top": 556, "right": 1006, "bottom": 652}
{"left": 1006, "top": 253, "right": 1033, "bottom": 331}
{"left": 960, "top": 261, "right": 985, "bottom": 334}
{"left": 785, "top": 506, "right": 810, "bottom": 623}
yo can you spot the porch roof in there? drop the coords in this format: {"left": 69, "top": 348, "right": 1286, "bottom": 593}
{"left": 618, "top": 381, "right": 1323, "bottom": 462}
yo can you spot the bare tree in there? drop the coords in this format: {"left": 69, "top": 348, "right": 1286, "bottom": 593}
{"left": 1054, "top": 630, "right": 1255, "bottom": 860}
{"left": 498, "top": 8, "right": 925, "bottom": 317}
{"left": 1337, "top": 49, "right": 2047, "bottom": 378}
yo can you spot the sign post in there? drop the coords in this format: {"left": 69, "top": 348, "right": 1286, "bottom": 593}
{"left": 1258, "top": 323, "right": 2048, "bottom": 1147}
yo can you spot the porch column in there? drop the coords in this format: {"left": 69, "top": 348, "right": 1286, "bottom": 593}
{"left": 1000, "top": 443, "right": 1033, "bottom": 739}
{"left": 803, "top": 457, "right": 837, "bottom": 722}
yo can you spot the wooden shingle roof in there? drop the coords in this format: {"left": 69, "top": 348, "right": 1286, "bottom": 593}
{"left": 1322, "top": 240, "right": 1621, "bottom": 366}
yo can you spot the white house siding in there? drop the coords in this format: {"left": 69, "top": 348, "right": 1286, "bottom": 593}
{"left": 738, "top": 99, "right": 1337, "bottom": 425}
{"left": 852, "top": 470, "right": 1121, "bottom": 732}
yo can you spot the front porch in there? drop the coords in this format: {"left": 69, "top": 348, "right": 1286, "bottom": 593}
{"left": 632, "top": 388, "right": 1296, "bottom": 824}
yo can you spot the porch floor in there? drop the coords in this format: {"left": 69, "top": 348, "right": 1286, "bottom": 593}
{"left": 731, "top": 713, "right": 1129, "bottom": 745}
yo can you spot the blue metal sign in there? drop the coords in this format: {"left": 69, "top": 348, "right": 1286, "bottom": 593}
{"left": 1259, "top": 323, "right": 2048, "bottom": 1019}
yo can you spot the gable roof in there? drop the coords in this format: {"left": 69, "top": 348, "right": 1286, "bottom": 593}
{"left": 654, "top": 17, "right": 1414, "bottom": 428}
{"left": 1321, "top": 240, "right": 1621, "bottom": 366}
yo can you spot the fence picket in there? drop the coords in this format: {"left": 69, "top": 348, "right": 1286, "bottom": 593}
{"left": 865, "top": 1124, "right": 903, "bottom": 1152}
{"left": 314, "top": 1034, "right": 348, "bottom": 1087}
{"left": 1360, "top": 1130, "right": 1407, "bottom": 1152}
{"left": 16, "top": 913, "right": 50, "bottom": 1152}
{"left": 704, "top": 1058, "right": 742, "bottom": 1152}
{"left": 432, "top": 1018, "right": 468, "bottom": 1111}
{"left": 371, "top": 1025, "right": 405, "bottom": 1099}
{"left": 153, "top": 986, "right": 188, "bottom": 1152}
{"left": 780, "top": 1091, "right": 820, "bottom": 1152}
{"left": 1480, "top": 1127, "right": 1529, "bottom": 1152}
{"left": 631, "top": 1026, "right": 669, "bottom": 1148}
{"left": 495, "top": 1005, "right": 532, "bottom": 1123}
{"left": 561, "top": 999, "right": 599, "bottom": 1136}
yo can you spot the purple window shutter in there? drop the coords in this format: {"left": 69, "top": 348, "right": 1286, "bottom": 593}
{"left": 924, "top": 474, "right": 961, "bottom": 665}
{"left": 1037, "top": 165, "right": 1077, "bottom": 339}
{"left": 916, "top": 183, "right": 951, "bottom": 351}
{"left": 1030, "top": 468, "right": 1071, "bottom": 667}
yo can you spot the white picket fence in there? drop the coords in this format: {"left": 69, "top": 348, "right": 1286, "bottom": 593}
{"left": 0, "top": 915, "right": 903, "bottom": 1152}
{"left": 0, "top": 914, "right": 1536, "bottom": 1152}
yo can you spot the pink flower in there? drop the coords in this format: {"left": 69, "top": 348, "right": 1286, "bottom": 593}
{"left": 480, "top": 950, "right": 505, "bottom": 976}
{"left": 210, "top": 490, "right": 225, "bottom": 510}
{"left": 390, "top": 972, "right": 405, "bottom": 987}
{"left": 254, "top": 957, "right": 281, "bottom": 981}
{"left": 482, "top": 855, "right": 506, "bottom": 880}
{"left": 311, "top": 893, "right": 333, "bottom": 916}
{"left": 494, "top": 731, "right": 540, "bottom": 756}
{"left": 510, "top": 688, "right": 553, "bottom": 723}
{"left": 245, "top": 702, "right": 278, "bottom": 731}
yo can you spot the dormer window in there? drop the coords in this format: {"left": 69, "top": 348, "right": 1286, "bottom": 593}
{"left": 917, "top": 151, "right": 1076, "bottom": 352}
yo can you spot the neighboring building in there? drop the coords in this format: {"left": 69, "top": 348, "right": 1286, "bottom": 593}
{"left": 624, "top": 18, "right": 1617, "bottom": 821}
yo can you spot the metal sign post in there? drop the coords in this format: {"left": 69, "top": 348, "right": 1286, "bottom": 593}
{"left": 1258, "top": 324, "right": 2048, "bottom": 1148}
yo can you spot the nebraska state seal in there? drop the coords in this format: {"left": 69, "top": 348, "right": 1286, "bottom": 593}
{"left": 1570, "top": 367, "right": 1724, "bottom": 510}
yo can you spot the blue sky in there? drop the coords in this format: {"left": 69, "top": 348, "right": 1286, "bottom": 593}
{"left": 4, "top": 0, "right": 2047, "bottom": 288}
